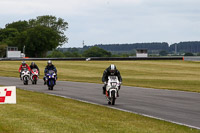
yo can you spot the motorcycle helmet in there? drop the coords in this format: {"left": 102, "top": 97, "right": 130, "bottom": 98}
{"left": 31, "top": 62, "right": 35, "bottom": 66}
{"left": 110, "top": 64, "right": 116, "bottom": 75}
{"left": 22, "top": 61, "right": 26, "bottom": 66}
{"left": 47, "top": 60, "right": 52, "bottom": 65}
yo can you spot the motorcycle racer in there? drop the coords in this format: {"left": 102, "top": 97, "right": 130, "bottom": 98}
{"left": 102, "top": 64, "right": 122, "bottom": 96}
{"left": 43, "top": 60, "right": 57, "bottom": 85}
{"left": 19, "top": 61, "right": 31, "bottom": 80}
{"left": 29, "top": 62, "right": 40, "bottom": 75}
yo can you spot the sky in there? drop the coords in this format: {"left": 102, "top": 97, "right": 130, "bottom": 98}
{"left": 0, "top": 0, "right": 200, "bottom": 48}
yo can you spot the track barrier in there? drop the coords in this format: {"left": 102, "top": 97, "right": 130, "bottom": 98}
{"left": 0, "top": 57, "right": 183, "bottom": 61}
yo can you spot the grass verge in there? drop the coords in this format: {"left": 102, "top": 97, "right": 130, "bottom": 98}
{"left": 0, "top": 89, "right": 199, "bottom": 133}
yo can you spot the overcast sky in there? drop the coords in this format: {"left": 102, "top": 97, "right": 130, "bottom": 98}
{"left": 0, "top": 0, "right": 200, "bottom": 48}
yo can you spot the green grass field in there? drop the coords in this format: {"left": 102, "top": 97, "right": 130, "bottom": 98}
{"left": 0, "top": 60, "right": 199, "bottom": 92}
{"left": 0, "top": 89, "right": 199, "bottom": 133}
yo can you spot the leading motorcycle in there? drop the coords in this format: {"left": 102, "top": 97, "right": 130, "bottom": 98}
{"left": 105, "top": 76, "right": 121, "bottom": 105}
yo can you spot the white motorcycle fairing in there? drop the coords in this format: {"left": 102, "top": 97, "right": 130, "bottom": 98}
{"left": 106, "top": 76, "right": 120, "bottom": 105}
{"left": 21, "top": 69, "right": 30, "bottom": 85}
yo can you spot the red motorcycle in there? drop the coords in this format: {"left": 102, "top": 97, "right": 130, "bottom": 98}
{"left": 31, "top": 69, "right": 39, "bottom": 85}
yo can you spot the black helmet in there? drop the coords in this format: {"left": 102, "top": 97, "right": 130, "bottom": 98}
{"left": 22, "top": 61, "right": 26, "bottom": 66}
{"left": 31, "top": 62, "right": 35, "bottom": 66}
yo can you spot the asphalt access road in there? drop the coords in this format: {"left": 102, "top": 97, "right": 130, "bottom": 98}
{"left": 0, "top": 76, "right": 199, "bottom": 129}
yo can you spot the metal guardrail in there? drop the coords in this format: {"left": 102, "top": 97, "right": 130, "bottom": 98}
{"left": 88, "top": 57, "right": 183, "bottom": 61}
{"left": 0, "top": 57, "right": 183, "bottom": 61}
{"left": 0, "top": 58, "right": 86, "bottom": 61}
{"left": 183, "top": 56, "right": 200, "bottom": 61}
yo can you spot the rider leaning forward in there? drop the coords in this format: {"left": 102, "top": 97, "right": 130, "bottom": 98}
{"left": 102, "top": 64, "right": 122, "bottom": 97}
{"left": 43, "top": 60, "right": 57, "bottom": 85}
{"left": 19, "top": 61, "right": 31, "bottom": 80}
{"left": 29, "top": 62, "right": 40, "bottom": 74}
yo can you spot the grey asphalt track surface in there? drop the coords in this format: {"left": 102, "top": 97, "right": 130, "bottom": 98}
{"left": 0, "top": 76, "right": 200, "bottom": 129}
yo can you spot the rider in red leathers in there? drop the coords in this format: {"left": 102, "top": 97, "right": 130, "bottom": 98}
{"left": 19, "top": 61, "right": 31, "bottom": 80}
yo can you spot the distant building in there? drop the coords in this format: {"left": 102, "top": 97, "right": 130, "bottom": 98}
{"left": 6, "top": 47, "right": 24, "bottom": 58}
{"left": 136, "top": 49, "right": 148, "bottom": 57}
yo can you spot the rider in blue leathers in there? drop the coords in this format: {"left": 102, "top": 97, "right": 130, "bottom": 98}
{"left": 43, "top": 60, "right": 57, "bottom": 85}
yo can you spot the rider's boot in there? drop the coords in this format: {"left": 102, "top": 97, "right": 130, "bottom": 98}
{"left": 117, "top": 86, "right": 121, "bottom": 97}
{"left": 103, "top": 87, "right": 106, "bottom": 95}
{"left": 43, "top": 77, "right": 46, "bottom": 85}
{"left": 103, "top": 84, "right": 107, "bottom": 95}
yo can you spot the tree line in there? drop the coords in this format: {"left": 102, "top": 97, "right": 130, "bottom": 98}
{"left": 86, "top": 42, "right": 169, "bottom": 53}
{"left": 170, "top": 42, "right": 200, "bottom": 53}
{"left": 52, "top": 41, "right": 200, "bottom": 58}
{"left": 83, "top": 41, "right": 200, "bottom": 54}
{"left": 48, "top": 47, "right": 112, "bottom": 58}
{"left": 0, "top": 15, "right": 68, "bottom": 57}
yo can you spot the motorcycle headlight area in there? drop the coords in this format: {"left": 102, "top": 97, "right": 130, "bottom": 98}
{"left": 52, "top": 74, "right": 56, "bottom": 78}
{"left": 111, "top": 83, "right": 117, "bottom": 86}
{"left": 49, "top": 76, "right": 51, "bottom": 78}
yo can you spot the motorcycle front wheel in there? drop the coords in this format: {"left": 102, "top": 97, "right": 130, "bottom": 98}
{"left": 34, "top": 77, "right": 37, "bottom": 85}
{"left": 111, "top": 91, "right": 115, "bottom": 105}
{"left": 48, "top": 80, "right": 54, "bottom": 90}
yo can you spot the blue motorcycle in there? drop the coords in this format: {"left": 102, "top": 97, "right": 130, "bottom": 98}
{"left": 46, "top": 70, "right": 57, "bottom": 90}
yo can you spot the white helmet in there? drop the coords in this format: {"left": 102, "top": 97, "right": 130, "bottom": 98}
{"left": 22, "top": 61, "right": 26, "bottom": 66}
{"left": 110, "top": 64, "right": 116, "bottom": 70}
{"left": 109, "top": 64, "right": 116, "bottom": 75}
{"left": 47, "top": 60, "right": 52, "bottom": 65}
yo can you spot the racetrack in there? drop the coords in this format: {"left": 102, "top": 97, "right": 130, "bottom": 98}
{"left": 0, "top": 76, "right": 200, "bottom": 129}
